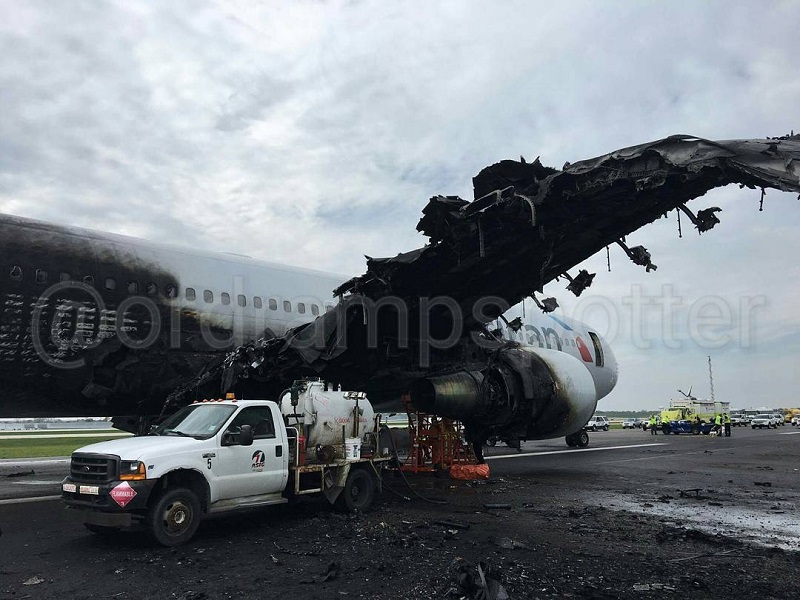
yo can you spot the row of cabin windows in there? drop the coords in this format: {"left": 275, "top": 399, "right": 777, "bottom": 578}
{"left": 9, "top": 266, "right": 335, "bottom": 315}
{"left": 183, "top": 287, "right": 333, "bottom": 315}
{"left": 9, "top": 265, "right": 175, "bottom": 297}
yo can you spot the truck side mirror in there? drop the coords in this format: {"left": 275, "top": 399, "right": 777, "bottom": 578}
{"left": 239, "top": 424, "right": 254, "bottom": 446}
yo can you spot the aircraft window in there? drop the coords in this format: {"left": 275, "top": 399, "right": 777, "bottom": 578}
{"left": 297, "top": 302, "right": 306, "bottom": 314}
{"left": 203, "top": 290, "right": 213, "bottom": 303}
{"left": 238, "top": 294, "right": 246, "bottom": 307}
{"left": 105, "top": 277, "right": 116, "bottom": 291}
{"left": 60, "top": 272, "right": 71, "bottom": 282}
{"left": 186, "top": 288, "right": 196, "bottom": 301}
{"left": 269, "top": 298, "right": 278, "bottom": 311}
{"left": 147, "top": 282, "right": 158, "bottom": 296}
{"left": 253, "top": 296, "right": 263, "bottom": 309}
{"left": 10, "top": 266, "right": 22, "bottom": 281}
{"left": 311, "top": 304, "right": 319, "bottom": 316}
{"left": 283, "top": 300, "right": 291, "bottom": 313}
{"left": 127, "top": 281, "right": 138, "bottom": 294}
{"left": 221, "top": 292, "right": 231, "bottom": 306}
{"left": 166, "top": 285, "right": 177, "bottom": 299}
{"left": 83, "top": 275, "right": 94, "bottom": 287}
{"left": 35, "top": 269, "right": 47, "bottom": 284}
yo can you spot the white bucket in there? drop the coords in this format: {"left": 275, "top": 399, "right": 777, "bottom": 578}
{"left": 344, "top": 437, "right": 361, "bottom": 461}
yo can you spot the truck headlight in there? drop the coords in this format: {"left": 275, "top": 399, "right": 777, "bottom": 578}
{"left": 119, "top": 461, "right": 147, "bottom": 481}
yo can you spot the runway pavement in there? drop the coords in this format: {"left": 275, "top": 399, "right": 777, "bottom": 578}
{"left": 1, "top": 426, "right": 798, "bottom": 598}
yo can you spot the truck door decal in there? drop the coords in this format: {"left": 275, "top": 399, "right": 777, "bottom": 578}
{"left": 251, "top": 450, "right": 266, "bottom": 471}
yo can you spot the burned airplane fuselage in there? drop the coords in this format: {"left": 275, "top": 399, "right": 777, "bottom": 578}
{"left": 0, "top": 214, "right": 342, "bottom": 417}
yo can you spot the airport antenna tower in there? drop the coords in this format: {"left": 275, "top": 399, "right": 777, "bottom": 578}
{"left": 707, "top": 355, "right": 715, "bottom": 402}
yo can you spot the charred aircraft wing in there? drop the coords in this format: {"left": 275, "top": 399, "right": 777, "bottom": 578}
{"left": 164, "top": 134, "right": 800, "bottom": 439}
{"left": 337, "top": 133, "right": 800, "bottom": 313}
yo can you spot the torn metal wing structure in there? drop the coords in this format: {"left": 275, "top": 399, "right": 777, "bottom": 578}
{"left": 164, "top": 134, "right": 800, "bottom": 442}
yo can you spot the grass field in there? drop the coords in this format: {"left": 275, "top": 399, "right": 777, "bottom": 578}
{"left": 0, "top": 435, "right": 131, "bottom": 459}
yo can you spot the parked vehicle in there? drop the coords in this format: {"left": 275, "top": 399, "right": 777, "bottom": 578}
{"left": 585, "top": 416, "right": 610, "bottom": 431}
{"left": 62, "top": 382, "right": 390, "bottom": 546}
{"left": 730, "top": 413, "right": 748, "bottom": 427}
{"left": 621, "top": 418, "right": 644, "bottom": 429}
{"left": 751, "top": 414, "right": 776, "bottom": 429}
{"left": 660, "top": 398, "right": 730, "bottom": 435}
{"left": 792, "top": 416, "right": 800, "bottom": 426}
{"left": 772, "top": 413, "right": 785, "bottom": 426}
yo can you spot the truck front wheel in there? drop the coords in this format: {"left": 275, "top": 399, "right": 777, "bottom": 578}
{"left": 147, "top": 487, "right": 201, "bottom": 546}
{"left": 338, "top": 468, "right": 376, "bottom": 512}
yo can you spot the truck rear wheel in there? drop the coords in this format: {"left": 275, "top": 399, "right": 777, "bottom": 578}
{"left": 147, "top": 487, "right": 201, "bottom": 547}
{"left": 338, "top": 468, "right": 376, "bottom": 512}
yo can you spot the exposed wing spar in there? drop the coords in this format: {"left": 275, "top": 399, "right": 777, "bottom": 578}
{"left": 164, "top": 133, "right": 800, "bottom": 427}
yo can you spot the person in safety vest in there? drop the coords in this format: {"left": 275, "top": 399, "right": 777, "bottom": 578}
{"left": 649, "top": 415, "right": 657, "bottom": 435}
{"left": 714, "top": 413, "right": 723, "bottom": 436}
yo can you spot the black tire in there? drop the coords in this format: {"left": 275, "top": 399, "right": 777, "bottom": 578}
{"left": 84, "top": 523, "right": 119, "bottom": 535}
{"left": 603, "top": 425, "right": 609, "bottom": 432}
{"left": 338, "top": 468, "right": 376, "bottom": 512}
{"left": 147, "top": 487, "right": 201, "bottom": 547}
{"left": 576, "top": 431, "right": 589, "bottom": 448}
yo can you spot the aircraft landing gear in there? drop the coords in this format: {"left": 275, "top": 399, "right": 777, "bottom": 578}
{"left": 566, "top": 431, "right": 589, "bottom": 448}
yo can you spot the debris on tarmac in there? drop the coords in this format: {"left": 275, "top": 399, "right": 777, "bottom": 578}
{"left": 448, "top": 558, "right": 509, "bottom": 600}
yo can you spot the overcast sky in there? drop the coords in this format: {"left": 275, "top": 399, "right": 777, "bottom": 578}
{"left": 1, "top": 0, "right": 799, "bottom": 411}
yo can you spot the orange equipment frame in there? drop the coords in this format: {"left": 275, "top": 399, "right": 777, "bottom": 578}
{"left": 399, "top": 397, "right": 478, "bottom": 473}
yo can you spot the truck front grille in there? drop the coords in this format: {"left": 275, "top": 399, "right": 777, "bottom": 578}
{"left": 70, "top": 453, "right": 116, "bottom": 483}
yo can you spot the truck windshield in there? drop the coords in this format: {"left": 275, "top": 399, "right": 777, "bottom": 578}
{"left": 155, "top": 404, "right": 238, "bottom": 439}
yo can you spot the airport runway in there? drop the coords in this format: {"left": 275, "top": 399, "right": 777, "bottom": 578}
{"left": 1, "top": 427, "right": 798, "bottom": 598}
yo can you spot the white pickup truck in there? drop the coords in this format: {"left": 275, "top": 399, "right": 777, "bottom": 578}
{"left": 62, "top": 383, "right": 390, "bottom": 546}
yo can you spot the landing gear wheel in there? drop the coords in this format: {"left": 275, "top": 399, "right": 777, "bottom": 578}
{"left": 565, "top": 434, "right": 577, "bottom": 447}
{"left": 337, "top": 468, "right": 376, "bottom": 512}
{"left": 147, "top": 487, "right": 201, "bottom": 547}
{"left": 576, "top": 431, "right": 589, "bottom": 448}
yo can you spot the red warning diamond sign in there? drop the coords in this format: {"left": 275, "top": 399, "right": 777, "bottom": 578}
{"left": 110, "top": 481, "right": 137, "bottom": 508}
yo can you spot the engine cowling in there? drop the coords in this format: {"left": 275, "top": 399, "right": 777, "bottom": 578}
{"left": 409, "top": 344, "right": 597, "bottom": 441}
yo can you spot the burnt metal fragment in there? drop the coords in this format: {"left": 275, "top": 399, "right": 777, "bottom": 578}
{"left": 677, "top": 204, "right": 722, "bottom": 233}
{"left": 532, "top": 294, "right": 558, "bottom": 313}
{"left": 564, "top": 270, "right": 595, "bottom": 297}
{"left": 616, "top": 240, "right": 657, "bottom": 272}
